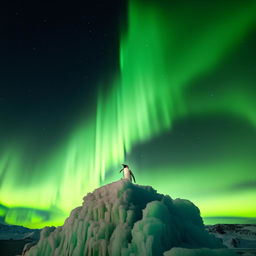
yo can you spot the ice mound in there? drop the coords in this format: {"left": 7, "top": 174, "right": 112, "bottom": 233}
{"left": 23, "top": 180, "right": 234, "bottom": 256}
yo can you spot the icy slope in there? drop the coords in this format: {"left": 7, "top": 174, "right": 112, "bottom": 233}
{"left": 24, "top": 180, "right": 235, "bottom": 256}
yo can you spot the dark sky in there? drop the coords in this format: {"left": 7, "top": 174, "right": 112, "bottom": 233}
{"left": 3, "top": 0, "right": 125, "bottom": 149}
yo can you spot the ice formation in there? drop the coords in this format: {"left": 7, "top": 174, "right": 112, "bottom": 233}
{"left": 23, "top": 180, "right": 237, "bottom": 256}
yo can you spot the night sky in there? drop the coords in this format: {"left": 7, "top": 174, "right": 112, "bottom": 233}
{"left": 1, "top": 0, "right": 256, "bottom": 228}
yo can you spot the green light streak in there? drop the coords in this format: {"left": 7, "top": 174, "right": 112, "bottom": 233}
{"left": 1, "top": 0, "right": 256, "bottom": 228}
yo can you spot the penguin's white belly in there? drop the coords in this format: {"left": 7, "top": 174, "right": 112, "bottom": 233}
{"left": 124, "top": 168, "right": 131, "bottom": 180}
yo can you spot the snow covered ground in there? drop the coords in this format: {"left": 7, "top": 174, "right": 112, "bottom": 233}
{"left": 206, "top": 224, "right": 256, "bottom": 255}
{"left": 0, "top": 224, "right": 40, "bottom": 240}
{"left": 0, "top": 224, "right": 40, "bottom": 256}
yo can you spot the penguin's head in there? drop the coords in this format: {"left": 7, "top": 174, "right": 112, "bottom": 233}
{"left": 122, "top": 164, "right": 128, "bottom": 168}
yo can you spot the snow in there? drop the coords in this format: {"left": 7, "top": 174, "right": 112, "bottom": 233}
{"left": 164, "top": 247, "right": 237, "bottom": 256}
{"left": 206, "top": 224, "right": 256, "bottom": 249}
{"left": 0, "top": 223, "right": 40, "bottom": 240}
{"left": 23, "top": 180, "right": 233, "bottom": 256}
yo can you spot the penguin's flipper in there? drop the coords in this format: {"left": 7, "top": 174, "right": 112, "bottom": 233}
{"left": 130, "top": 170, "right": 136, "bottom": 183}
{"left": 119, "top": 168, "right": 124, "bottom": 173}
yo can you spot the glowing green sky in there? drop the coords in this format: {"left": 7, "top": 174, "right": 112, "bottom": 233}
{"left": 1, "top": 0, "right": 256, "bottom": 228}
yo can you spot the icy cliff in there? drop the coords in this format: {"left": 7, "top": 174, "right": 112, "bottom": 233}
{"left": 23, "top": 180, "right": 237, "bottom": 256}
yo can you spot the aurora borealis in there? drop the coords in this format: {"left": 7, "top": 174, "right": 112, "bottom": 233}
{"left": 2, "top": 0, "right": 256, "bottom": 228}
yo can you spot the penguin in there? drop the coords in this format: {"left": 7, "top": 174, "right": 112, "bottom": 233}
{"left": 119, "top": 164, "right": 136, "bottom": 183}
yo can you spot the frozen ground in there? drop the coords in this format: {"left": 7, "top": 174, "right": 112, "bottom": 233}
{"left": 0, "top": 224, "right": 40, "bottom": 240}
{"left": 0, "top": 224, "right": 40, "bottom": 256}
{"left": 206, "top": 224, "right": 256, "bottom": 256}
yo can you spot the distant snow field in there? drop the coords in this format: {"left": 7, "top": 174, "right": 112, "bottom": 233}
{"left": 206, "top": 224, "right": 256, "bottom": 256}
{"left": 0, "top": 224, "right": 40, "bottom": 241}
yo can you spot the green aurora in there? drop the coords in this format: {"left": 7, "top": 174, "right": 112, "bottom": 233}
{"left": 1, "top": 0, "right": 256, "bottom": 228}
